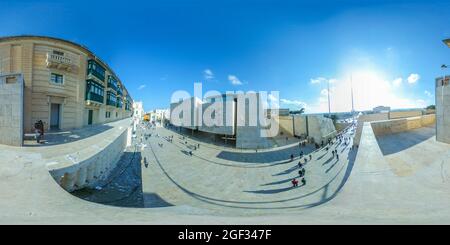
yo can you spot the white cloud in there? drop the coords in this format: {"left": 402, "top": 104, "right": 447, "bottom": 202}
{"left": 280, "top": 99, "right": 307, "bottom": 109}
{"left": 203, "top": 69, "right": 214, "bottom": 80}
{"left": 424, "top": 90, "right": 432, "bottom": 97}
{"left": 228, "top": 75, "right": 243, "bottom": 85}
{"left": 310, "top": 77, "right": 327, "bottom": 84}
{"left": 138, "top": 84, "right": 146, "bottom": 90}
{"left": 407, "top": 73, "right": 420, "bottom": 84}
{"left": 392, "top": 77, "right": 402, "bottom": 87}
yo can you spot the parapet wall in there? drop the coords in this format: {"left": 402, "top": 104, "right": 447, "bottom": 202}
{"left": 47, "top": 120, "right": 131, "bottom": 192}
{"left": 371, "top": 114, "right": 435, "bottom": 136}
{"left": 389, "top": 110, "right": 423, "bottom": 119}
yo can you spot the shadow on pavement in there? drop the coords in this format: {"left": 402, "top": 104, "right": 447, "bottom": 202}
{"left": 375, "top": 126, "right": 435, "bottom": 155}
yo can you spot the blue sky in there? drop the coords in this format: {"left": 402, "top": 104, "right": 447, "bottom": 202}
{"left": 1, "top": 0, "right": 450, "bottom": 112}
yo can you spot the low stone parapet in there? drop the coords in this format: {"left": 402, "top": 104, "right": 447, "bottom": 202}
{"left": 47, "top": 119, "right": 132, "bottom": 192}
{"left": 370, "top": 114, "right": 435, "bottom": 136}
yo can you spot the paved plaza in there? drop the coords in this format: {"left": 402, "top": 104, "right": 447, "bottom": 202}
{"left": 139, "top": 125, "right": 356, "bottom": 214}
{"left": 2, "top": 119, "right": 450, "bottom": 224}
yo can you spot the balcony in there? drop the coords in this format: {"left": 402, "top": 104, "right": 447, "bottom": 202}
{"left": 87, "top": 60, "right": 106, "bottom": 83}
{"left": 106, "top": 99, "right": 116, "bottom": 107}
{"left": 108, "top": 76, "right": 119, "bottom": 92}
{"left": 85, "top": 92, "right": 104, "bottom": 105}
{"left": 116, "top": 100, "right": 123, "bottom": 108}
{"left": 107, "top": 80, "right": 118, "bottom": 92}
{"left": 46, "top": 53, "right": 72, "bottom": 71}
{"left": 85, "top": 79, "right": 104, "bottom": 106}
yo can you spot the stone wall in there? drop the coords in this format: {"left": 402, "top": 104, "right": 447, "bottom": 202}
{"left": 199, "top": 100, "right": 236, "bottom": 135}
{"left": 0, "top": 74, "right": 24, "bottom": 146}
{"left": 292, "top": 115, "right": 336, "bottom": 142}
{"left": 354, "top": 113, "right": 389, "bottom": 146}
{"left": 47, "top": 120, "right": 131, "bottom": 192}
{"left": 389, "top": 110, "right": 423, "bottom": 119}
{"left": 170, "top": 97, "right": 202, "bottom": 130}
{"left": 293, "top": 115, "right": 308, "bottom": 137}
{"left": 307, "top": 115, "right": 337, "bottom": 143}
{"left": 371, "top": 114, "right": 436, "bottom": 136}
{"left": 276, "top": 116, "right": 294, "bottom": 137}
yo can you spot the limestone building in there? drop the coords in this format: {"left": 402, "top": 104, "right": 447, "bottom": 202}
{"left": 0, "top": 35, "right": 133, "bottom": 145}
{"left": 133, "top": 101, "right": 144, "bottom": 124}
{"left": 170, "top": 93, "right": 337, "bottom": 149}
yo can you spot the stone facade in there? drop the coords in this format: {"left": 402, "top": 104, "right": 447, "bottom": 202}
{"left": 371, "top": 114, "right": 436, "bottom": 136}
{"left": 0, "top": 74, "right": 23, "bottom": 146}
{"left": 436, "top": 76, "right": 450, "bottom": 144}
{"left": 47, "top": 119, "right": 131, "bottom": 192}
{"left": 293, "top": 115, "right": 336, "bottom": 143}
{"left": 170, "top": 93, "right": 337, "bottom": 149}
{"left": 0, "top": 36, "right": 133, "bottom": 145}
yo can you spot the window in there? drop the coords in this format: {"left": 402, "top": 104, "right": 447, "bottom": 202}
{"left": 50, "top": 73, "right": 64, "bottom": 84}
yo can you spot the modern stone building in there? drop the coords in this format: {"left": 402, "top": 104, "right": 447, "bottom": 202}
{"left": 292, "top": 114, "right": 337, "bottom": 144}
{"left": 0, "top": 35, "right": 133, "bottom": 145}
{"left": 170, "top": 93, "right": 337, "bottom": 149}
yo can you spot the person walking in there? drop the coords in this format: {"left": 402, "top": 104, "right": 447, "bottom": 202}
{"left": 291, "top": 178, "right": 298, "bottom": 187}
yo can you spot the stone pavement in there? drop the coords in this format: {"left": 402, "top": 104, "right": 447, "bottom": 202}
{"left": 140, "top": 125, "right": 356, "bottom": 215}
{"left": 2, "top": 120, "right": 450, "bottom": 224}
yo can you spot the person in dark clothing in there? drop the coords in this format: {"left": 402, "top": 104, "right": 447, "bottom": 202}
{"left": 290, "top": 154, "right": 294, "bottom": 162}
{"left": 34, "top": 120, "right": 44, "bottom": 143}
